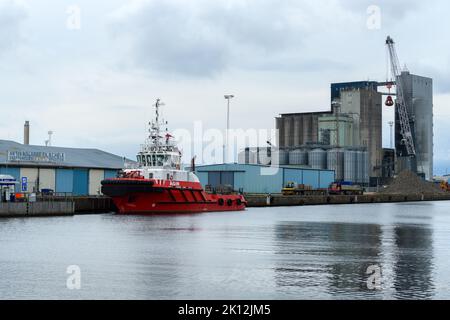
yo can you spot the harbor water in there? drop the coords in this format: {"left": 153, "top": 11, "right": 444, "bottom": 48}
{"left": 1, "top": 202, "right": 450, "bottom": 300}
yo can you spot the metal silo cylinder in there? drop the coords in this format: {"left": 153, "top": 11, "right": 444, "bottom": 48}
{"left": 289, "top": 149, "right": 308, "bottom": 165}
{"left": 327, "top": 148, "right": 344, "bottom": 181}
{"left": 344, "top": 150, "right": 356, "bottom": 182}
{"left": 308, "top": 148, "right": 327, "bottom": 170}
{"left": 258, "top": 148, "right": 271, "bottom": 165}
{"left": 355, "top": 150, "right": 365, "bottom": 184}
{"left": 270, "top": 149, "right": 288, "bottom": 166}
{"left": 362, "top": 150, "right": 369, "bottom": 184}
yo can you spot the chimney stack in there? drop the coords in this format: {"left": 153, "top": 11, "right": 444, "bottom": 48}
{"left": 24, "top": 121, "right": 30, "bottom": 145}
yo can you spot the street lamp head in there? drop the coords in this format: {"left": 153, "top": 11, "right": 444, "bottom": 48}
{"left": 224, "top": 95, "right": 234, "bottom": 100}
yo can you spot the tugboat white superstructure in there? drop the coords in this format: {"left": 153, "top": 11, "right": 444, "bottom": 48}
{"left": 101, "top": 99, "right": 246, "bottom": 214}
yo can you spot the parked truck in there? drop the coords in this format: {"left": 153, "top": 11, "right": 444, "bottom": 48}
{"left": 328, "top": 182, "right": 364, "bottom": 195}
{"left": 440, "top": 181, "right": 450, "bottom": 192}
{"left": 282, "top": 182, "right": 327, "bottom": 196}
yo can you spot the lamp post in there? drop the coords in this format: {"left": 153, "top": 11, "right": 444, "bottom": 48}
{"left": 388, "top": 121, "right": 394, "bottom": 149}
{"left": 224, "top": 95, "right": 234, "bottom": 163}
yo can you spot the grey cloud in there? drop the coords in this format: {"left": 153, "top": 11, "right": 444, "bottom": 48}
{"left": 0, "top": 0, "right": 27, "bottom": 54}
{"left": 107, "top": 0, "right": 443, "bottom": 80}
{"left": 341, "top": 0, "right": 423, "bottom": 20}
{"left": 109, "top": 0, "right": 308, "bottom": 77}
{"left": 433, "top": 70, "right": 450, "bottom": 95}
{"left": 109, "top": 1, "right": 229, "bottom": 77}
{"left": 415, "top": 62, "right": 450, "bottom": 94}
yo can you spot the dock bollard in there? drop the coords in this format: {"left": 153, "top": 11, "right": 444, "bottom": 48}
{"left": 266, "top": 194, "right": 272, "bottom": 206}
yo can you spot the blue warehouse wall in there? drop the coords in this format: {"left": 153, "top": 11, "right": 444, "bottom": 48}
{"left": 56, "top": 169, "right": 74, "bottom": 193}
{"left": 73, "top": 169, "right": 88, "bottom": 196}
{"left": 196, "top": 172, "right": 208, "bottom": 186}
{"left": 319, "top": 171, "right": 335, "bottom": 188}
{"left": 195, "top": 164, "right": 335, "bottom": 194}
{"left": 302, "top": 170, "right": 319, "bottom": 189}
{"left": 234, "top": 172, "right": 245, "bottom": 191}
{"left": 104, "top": 170, "right": 119, "bottom": 179}
{"left": 242, "top": 165, "right": 283, "bottom": 194}
{"left": 284, "top": 169, "right": 303, "bottom": 185}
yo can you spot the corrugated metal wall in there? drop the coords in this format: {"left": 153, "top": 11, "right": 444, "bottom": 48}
{"left": 1, "top": 166, "right": 121, "bottom": 195}
{"left": 234, "top": 172, "right": 245, "bottom": 191}
{"left": 104, "top": 170, "right": 119, "bottom": 179}
{"left": 196, "top": 164, "right": 336, "bottom": 194}
{"left": 39, "top": 168, "right": 56, "bottom": 191}
{"left": 303, "top": 170, "right": 319, "bottom": 189}
{"left": 89, "top": 169, "right": 104, "bottom": 195}
{"left": 319, "top": 171, "right": 335, "bottom": 189}
{"left": 240, "top": 165, "right": 284, "bottom": 194}
{"left": 284, "top": 168, "right": 303, "bottom": 185}
{"left": 56, "top": 169, "right": 74, "bottom": 193}
{"left": 73, "top": 169, "right": 88, "bottom": 196}
{"left": 196, "top": 172, "right": 208, "bottom": 187}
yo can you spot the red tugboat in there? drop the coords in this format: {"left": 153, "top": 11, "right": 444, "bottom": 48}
{"left": 101, "top": 99, "right": 246, "bottom": 214}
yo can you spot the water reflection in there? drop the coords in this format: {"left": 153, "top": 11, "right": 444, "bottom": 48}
{"left": 392, "top": 224, "right": 434, "bottom": 299}
{"left": 273, "top": 220, "right": 436, "bottom": 299}
{"left": 274, "top": 222, "right": 383, "bottom": 298}
{"left": 0, "top": 202, "right": 445, "bottom": 299}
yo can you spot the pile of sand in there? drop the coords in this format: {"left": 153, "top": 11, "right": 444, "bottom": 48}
{"left": 380, "top": 170, "right": 446, "bottom": 195}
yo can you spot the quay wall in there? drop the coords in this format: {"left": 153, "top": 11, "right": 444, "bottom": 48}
{"left": 0, "top": 202, "right": 74, "bottom": 217}
{"left": 245, "top": 193, "right": 450, "bottom": 207}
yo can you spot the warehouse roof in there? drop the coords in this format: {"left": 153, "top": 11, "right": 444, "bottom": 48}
{"left": 0, "top": 140, "right": 128, "bottom": 169}
{"left": 190, "top": 163, "right": 335, "bottom": 173}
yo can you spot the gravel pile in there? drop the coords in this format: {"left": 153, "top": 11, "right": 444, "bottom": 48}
{"left": 380, "top": 170, "right": 446, "bottom": 195}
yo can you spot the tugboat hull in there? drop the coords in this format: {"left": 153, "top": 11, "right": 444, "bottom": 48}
{"left": 101, "top": 179, "right": 246, "bottom": 214}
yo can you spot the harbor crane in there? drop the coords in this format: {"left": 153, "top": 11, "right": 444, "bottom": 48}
{"left": 385, "top": 36, "right": 416, "bottom": 157}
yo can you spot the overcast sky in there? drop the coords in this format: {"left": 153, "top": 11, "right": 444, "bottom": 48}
{"left": 1, "top": 0, "right": 449, "bottom": 174}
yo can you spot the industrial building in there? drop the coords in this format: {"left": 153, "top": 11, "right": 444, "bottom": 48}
{"left": 0, "top": 139, "right": 125, "bottom": 196}
{"left": 395, "top": 71, "right": 433, "bottom": 180}
{"left": 338, "top": 86, "right": 383, "bottom": 178}
{"left": 268, "top": 80, "right": 382, "bottom": 186}
{"left": 318, "top": 113, "right": 357, "bottom": 146}
{"left": 238, "top": 145, "right": 369, "bottom": 185}
{"left": 194, "top": 163, "right": 335, "bottom": 194}
{"left": 276, "top": 111, "right": 331, "bottom": 148}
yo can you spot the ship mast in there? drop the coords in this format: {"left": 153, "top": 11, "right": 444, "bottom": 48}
{"left": 150, "top": 98, "right": 165, "bottom": 147}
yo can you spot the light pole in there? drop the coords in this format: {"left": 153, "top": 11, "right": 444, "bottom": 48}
{"left": 224, "top": 95, "right": 234, "bottom": 163}
{"left": 388, "top": 121, "right": 394, "bottom": 149}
